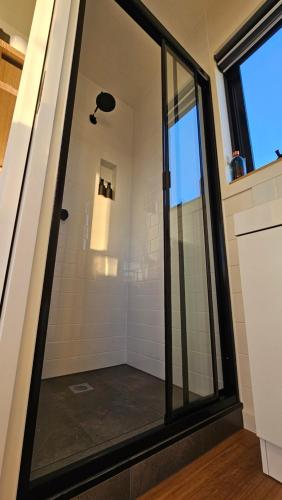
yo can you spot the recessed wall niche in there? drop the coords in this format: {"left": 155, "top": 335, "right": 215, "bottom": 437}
{"left": 99, "top": 158, "right": 117, "bottom": 200}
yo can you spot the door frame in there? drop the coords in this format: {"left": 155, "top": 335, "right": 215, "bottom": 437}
{"left": 0, "top": 0, "right": 56, "bottom": 482}
{"left": 0, "top": 0, "right": 55, "bottom": 310}
{"left": 18, "top": 1, "right": 240, "bottom": 498}
{"left": 0, "top": 1, "right": 81, "bottom": 498}
{"left": 162, "top": 42, "right": 221, "bottom": 421}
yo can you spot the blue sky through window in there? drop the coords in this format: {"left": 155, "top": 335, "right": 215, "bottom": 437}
{"left": 240, "top": 27, "right": 282, "bottom": 169}
{"left": 169, "top": 106, "right": 201, "bottom": 207}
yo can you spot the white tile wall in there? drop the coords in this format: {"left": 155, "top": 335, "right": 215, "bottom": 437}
{"left": 223, "top": 168, "right": 282, "bottom": 432}
{"left": 126, "top": 71, "right": 223, "bottom": 396}
{"left": 126, "top": 70, "right": 166, "bottom": 380}
{"left": 43, "top": 70, "right": 224, "bottom": 403}
{"left": 170, "top": 202, "right": 223, "bottom": 395}
{"left": 43, "top": 73, "right": 134, "bottom": 378}
{"left": 252, "top": 178, "right": 277, "bottom": 206}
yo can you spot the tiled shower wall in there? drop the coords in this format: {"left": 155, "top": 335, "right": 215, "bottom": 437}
{"left": 126, "top": 72, "right": 165, "bottom": 379}
{"left": 43, "top": 73, "right": 134, "bottom": 378}
{"left": 170, "top": 199, "right": 223, "bottom": 396}
{"left": 126, "top": 71, "right": 221, "bottom": 396}
{"left": 43, "top": 70, "right": 222, "bottom": 396}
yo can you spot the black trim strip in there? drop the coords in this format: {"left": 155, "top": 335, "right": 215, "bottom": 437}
{"left": 195, "top": 79, "right": 219, "bottom": 397}
{"left": 215, "top": 0, "right": 281, "bottom": 72}
{"left": 171, "top": 56, "right": 190, "bottom": 405}
{"left": 161, "top": 39, "right": 173, "bottom": 423}
{"left": 236, "top": 223, "right": 282, "bottom": 238}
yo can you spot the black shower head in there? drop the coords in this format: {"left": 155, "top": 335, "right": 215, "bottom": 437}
{"left": 96, "top": 92, "right": 116, "bottom": 112}
{"left": 89, "top": 92, "right": 116, "bottom": 125}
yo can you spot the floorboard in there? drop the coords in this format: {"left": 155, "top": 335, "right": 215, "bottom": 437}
{"left": 139, "top": 429, "right": 282, "bottom": 499}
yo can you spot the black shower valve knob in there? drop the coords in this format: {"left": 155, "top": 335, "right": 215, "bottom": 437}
{"left": 60, "top": 208, "right": 69, "bottom": 221}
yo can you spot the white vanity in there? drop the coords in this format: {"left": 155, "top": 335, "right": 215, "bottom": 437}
{"left": 235, "top": 199, "right": 282, "bottom": 482}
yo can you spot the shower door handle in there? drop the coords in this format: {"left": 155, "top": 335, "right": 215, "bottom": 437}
{"left": 60, "top": 209, "right": 69, "bottom": 221}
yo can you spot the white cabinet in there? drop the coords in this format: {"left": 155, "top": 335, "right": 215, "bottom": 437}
{"left": 235, "top": 199, "right": 282, "bottom": 482}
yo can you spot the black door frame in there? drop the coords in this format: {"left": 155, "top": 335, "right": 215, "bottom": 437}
{"left": 162, "top": 42, "right": 220, "bottom": 419}
{"left": 17, "top": 1, "right": 239, "bottom": 498}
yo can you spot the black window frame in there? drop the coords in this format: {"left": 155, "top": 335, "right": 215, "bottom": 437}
{"left": 224, "top": 16, "right": 282, "bottom": 174}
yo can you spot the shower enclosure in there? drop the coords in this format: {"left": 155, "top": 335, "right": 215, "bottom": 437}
{"left": 18, "top": 1, "right": 239, "bottom": 498}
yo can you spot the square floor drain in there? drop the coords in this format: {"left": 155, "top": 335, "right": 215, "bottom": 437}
{"left": 69, "top": 383, "right": 94, "bottom": 394}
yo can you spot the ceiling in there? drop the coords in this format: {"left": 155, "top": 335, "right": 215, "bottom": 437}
{"left": 79, "top": 0, "right": 160, "bottom": 108}
{"left": 143, "top": 0, "right": 212, "bottom": 37}
{"left": 79, "top": 0, "right": 212, "bottom": 108}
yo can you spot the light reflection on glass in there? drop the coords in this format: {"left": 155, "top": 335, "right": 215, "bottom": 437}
{"left": 90, "top": 173, "right": 111, "bottom": 251}
{"left": 93, "top": 255, "right": 118, "bottom": 277}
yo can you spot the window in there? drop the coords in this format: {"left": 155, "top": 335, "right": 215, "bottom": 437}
{"left": 225, "top": 24, "right": 282, "bottom": 173}
{"left": 216, "top": 0, "right": 282, "bottom": 175}
{"left": 239, "top": 28, "right": 282, "bottom": 170}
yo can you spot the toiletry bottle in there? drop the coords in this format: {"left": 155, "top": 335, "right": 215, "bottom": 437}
{"left": 105, "top": 182, "right": 113, "bottom": 199}
{"left": 230, "top": 151, "right": 246, "bottom": 181}
{"left": 98, "top": 177, "right": 106, "bottom": 195}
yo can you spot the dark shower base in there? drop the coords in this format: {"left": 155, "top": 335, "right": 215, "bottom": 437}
{"left": 70, "top": 407, "right": 243, "bottom": 499}
{"left": 31, "top": 364, "right": 185, "bottom": 479}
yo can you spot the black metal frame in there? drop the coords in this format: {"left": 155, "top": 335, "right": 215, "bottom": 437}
{"left": 215, "top": 0, "right": 281, "bottom": 71}
{"left": 172, "top": 55, "right": 190, "bottom": 406}
{"left": 194, "top": 79, "right": 219, "bottom": 399}
{"left": 223, "top": 14, "right": 282, "bottom": 172}
{"left": 161, "top": 39, "right": 173, "bottom": 423}
{"left": 17, "top": 1, "right": 239, "bottom": 498}
{"left": 163, "top": 46, "right": 220, "bottom": 413}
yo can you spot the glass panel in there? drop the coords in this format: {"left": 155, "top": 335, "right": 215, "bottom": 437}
{"left": 30, "top": 0, "right": 164, "bottom": 479}
{"left": 197, "top": 84, "right": 224, "bottom": 395}
{"left": 166, "top": 49, "right": 217, "bottom": 410}
{"left": 240, "top": 27, "right": 282, "bottom": 170}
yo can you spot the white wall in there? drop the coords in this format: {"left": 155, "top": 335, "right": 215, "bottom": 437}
{"left": 0, "top": 0, "right": 36, "bottom": 39}
{"left": 43, "top": 73, "right": 133, "bottom": 378}
{"left": 221, "top": 160, "right": 282, "bottom": 431}
{"left": 204, "top": 0, "right": 282, "bottom": 432}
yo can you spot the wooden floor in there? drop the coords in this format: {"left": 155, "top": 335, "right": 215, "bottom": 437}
{"left": 140, "top": 430, "right": 282, "bottom": 499}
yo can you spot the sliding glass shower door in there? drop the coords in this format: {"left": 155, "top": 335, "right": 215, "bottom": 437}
{"left": 162, "top": 44, "right": 222, "bottom": 418}
{"left": 18, "top": 2, "right": 237, "bottom": 495}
